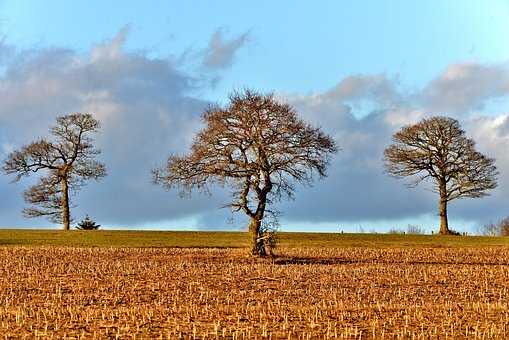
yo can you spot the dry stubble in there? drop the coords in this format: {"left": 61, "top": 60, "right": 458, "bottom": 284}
{"left": 0, "top": 247, "right": 508, "bottom": 338}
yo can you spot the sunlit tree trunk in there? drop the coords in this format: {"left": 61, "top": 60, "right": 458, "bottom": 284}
{"left": 248, "top": 217, "right": 266, "bottom": 256}
{"left": 438, "top": 179, "right": 450, "bottom": 234}
{"left": 61, "top": 177, "right": 70, "bottom": 231}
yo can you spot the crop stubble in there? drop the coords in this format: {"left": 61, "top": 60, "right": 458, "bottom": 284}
{"left": 0, "top": 247, "right": 508, "bottom": 338}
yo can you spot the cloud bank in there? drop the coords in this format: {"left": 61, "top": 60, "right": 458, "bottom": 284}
{"left": 1, "top": 29, "right": 509, "bottom": 232}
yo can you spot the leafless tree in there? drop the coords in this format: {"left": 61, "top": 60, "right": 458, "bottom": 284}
{"left": 479, "top": 217, "right": 509, "bottom": 236}
{"left": 3, "top": 113, "right": 106, "bottom": 230}
{"left": 153, "top": 89, "right": 338, "bottom": 256}
{"left": 478, "top": 221, "right": 500, "bottom": 236}
{"left": 384, "top": 116, "right": 497, "bottom": 234}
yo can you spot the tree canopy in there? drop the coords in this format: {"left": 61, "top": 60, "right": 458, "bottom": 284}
{"left": 3, "top": 113, "right": 106, "bottom": 230}
{"left": 384, "top": 116, "right": 497, "bottom": 234}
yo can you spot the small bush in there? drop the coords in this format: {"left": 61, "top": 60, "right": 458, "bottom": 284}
{"left": 259, "top": 213, "right": 280, "bottom": 257}
{"left": 76, "top": 215, "right": 101, "bottom": 230}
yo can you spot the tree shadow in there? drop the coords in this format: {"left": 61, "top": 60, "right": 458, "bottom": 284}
{"left": 271, "top": 256, "right": 509, "bottom": 266}
{"left": 272, "top": 257, "right": 352, "bottom": 265}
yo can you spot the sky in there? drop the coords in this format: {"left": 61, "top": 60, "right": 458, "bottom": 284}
{"left": 1, "top": 1, "right": 509, "bottom": 233}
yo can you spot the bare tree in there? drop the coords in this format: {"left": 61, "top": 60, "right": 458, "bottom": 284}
{"left": 478, "top": 221, "right": 500, "bottom": 236}
{"left": 153, "top": 89, "right": 337, "bottom": 256}
{"left": 479, "top": 217, "right": 509, "bottom": 236}
{"left": 3, "top": 113, "right": 106, "bottom": 230}
{"left": 384, "top": 116, "right": 497, "bottom": 234}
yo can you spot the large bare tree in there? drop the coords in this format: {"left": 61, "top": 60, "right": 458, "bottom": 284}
{"left": 3, "top": 113, "right": 106, "bottom": 230}
{"left": 153, "top": 90, "right": 337, "bottom": 256}
{"left": 384, "top": 116, "right": 497, "bottom": 234}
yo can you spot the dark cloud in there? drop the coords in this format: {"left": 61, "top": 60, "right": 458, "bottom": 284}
{"left": 278, "top": 93, "right": 434, "bottom": 224}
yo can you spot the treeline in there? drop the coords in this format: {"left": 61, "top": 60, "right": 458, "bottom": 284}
{"left": 2, "top": 89, "right": 500, "bottom": 256}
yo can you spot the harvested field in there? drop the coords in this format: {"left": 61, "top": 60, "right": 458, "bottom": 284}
{"left": 1, "top": 246, "right": 509, "bottom": 338}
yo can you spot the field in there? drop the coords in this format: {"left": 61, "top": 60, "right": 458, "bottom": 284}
{"left": 0, "top": 231, "right": 509, "bottom": 338}
{"left": 1, "top": 229, "right": 509, "bottom": 248}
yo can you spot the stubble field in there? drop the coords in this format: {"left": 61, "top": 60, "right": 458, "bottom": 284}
{"left": 1, "top": 241, "right": 509, "bottom": 338}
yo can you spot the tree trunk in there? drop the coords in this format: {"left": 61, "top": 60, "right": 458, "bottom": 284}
{"left": 438, "top": 180, "right": 450, "bottom": 234}
{"left": 249, "top": 217, "right": 266, "bottom": 256}
{"left": 61, "top": 178, "right": 70, "bottom": 231}
{"left": 439, "top": 198, "right": 450, "bottom": 234}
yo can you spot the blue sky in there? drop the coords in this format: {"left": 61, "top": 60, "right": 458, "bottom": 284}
{"left": 1, "top": 1, "right": 509, "bottom": 232}
{"left": 3, "top": 1, "right": 509, "bottom": 99}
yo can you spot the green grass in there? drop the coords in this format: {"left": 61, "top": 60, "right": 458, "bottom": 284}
{"left": 0, "top": 229, "right": 508, "bottom": 248}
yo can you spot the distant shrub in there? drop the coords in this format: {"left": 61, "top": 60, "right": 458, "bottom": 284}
{"left": 390, "top": 225, "right": 460, "bottom": 235}
{"left": 499, "top": 218, "right": 509, "bottom": 236}
{"left": 480, "top": 217, "right": 509, "bottom": 236}
{"left": 387, "top": 228, "right": 405, "bottom": 234}
{"left": 479, "top": 222, "right": 499, "bottom": 236}
{"left": 406, "top": 224, "right": 425, "bottom": 235}
{"left": 76, "top": 215, "right": 101, "bottom": 230}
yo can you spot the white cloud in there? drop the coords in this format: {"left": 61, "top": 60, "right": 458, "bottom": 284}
{"left": 91, "top": 25, "right": 130, "bottom": 63}
{"left": 201, "top": 28, "right": 250, "bottom": 70}
{"left": 422, "top": 62, "right": 509, "bottom": 114}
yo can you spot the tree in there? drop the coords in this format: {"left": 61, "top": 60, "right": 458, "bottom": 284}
{"left": 76, "top": 215, "right": 101, "bottom": 230}
{"left": 384, "top": 116, "right": 497, "bottom": 234}
{"left": 153, "top": 89, "right": 337, "bottom": 256}
{"left": 3, "top": 113, "right": 106, "bottom": 230}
